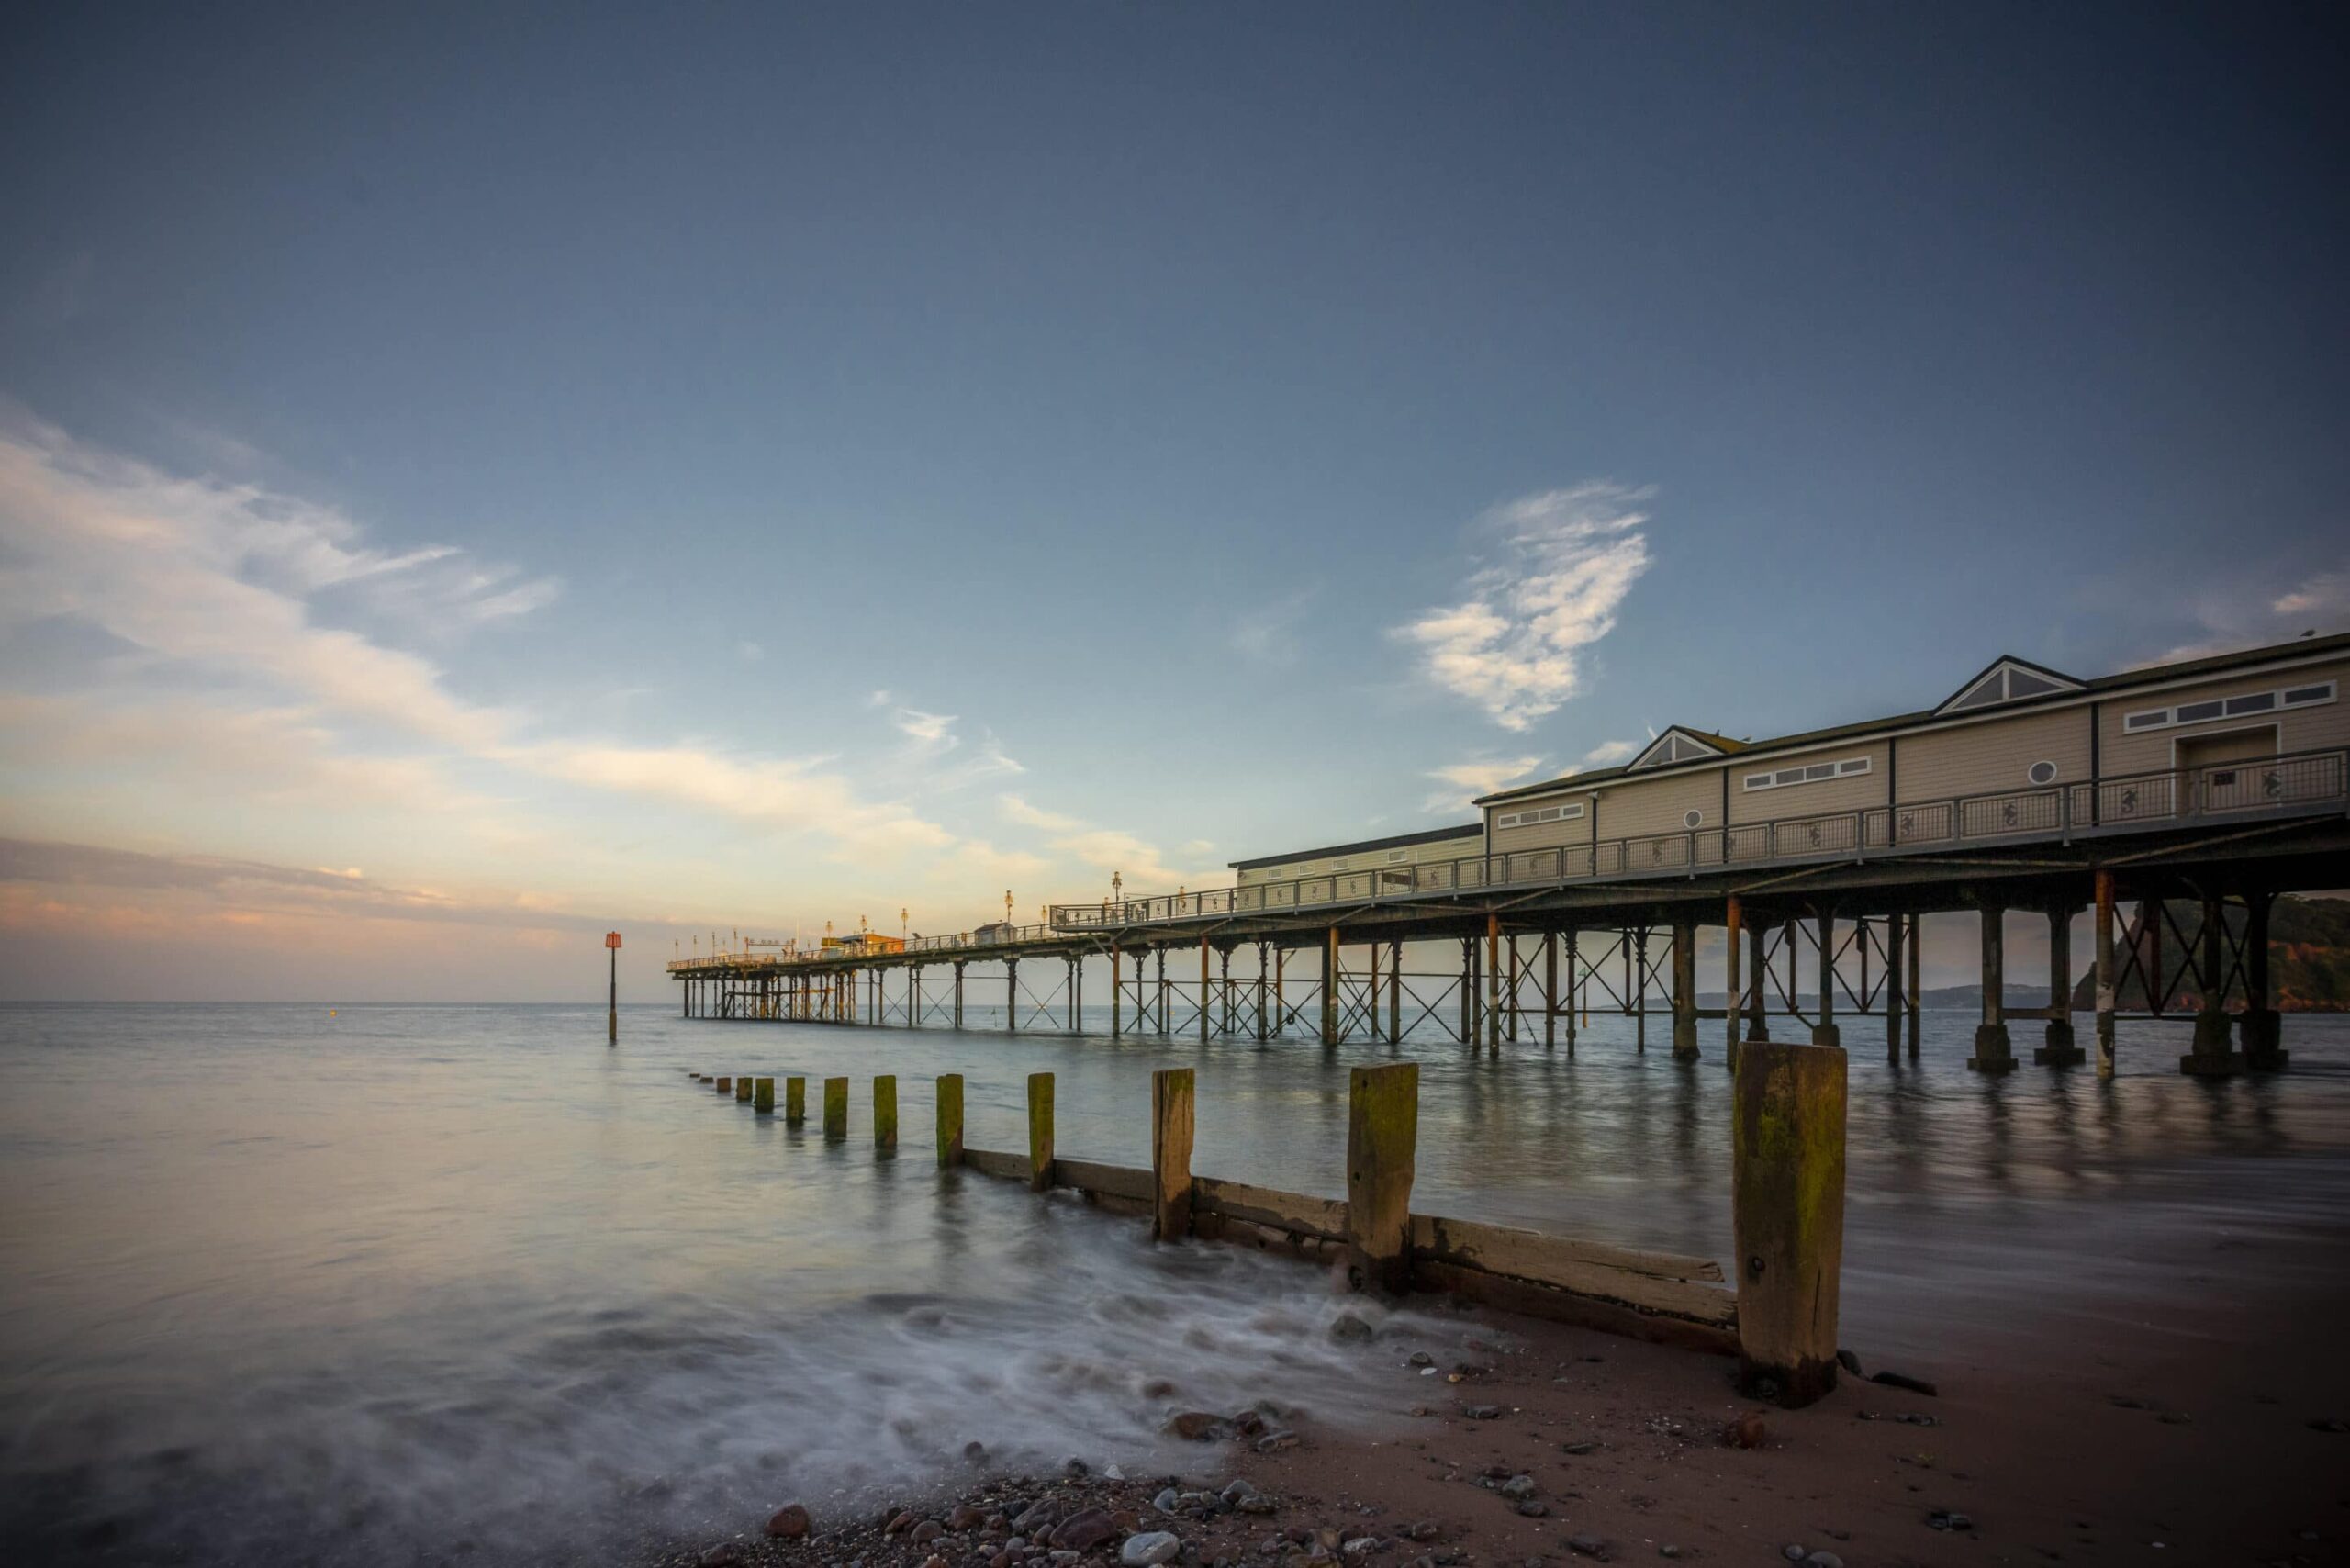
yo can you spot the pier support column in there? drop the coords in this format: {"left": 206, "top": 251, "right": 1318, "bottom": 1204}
{"left": 1323, "top": 926, "right": 1340, "bottom": 1047}
{"left": 1220, "top": 944, "right": 1234, "bottom": 1037}
{"left": 1256, "top": 942, "right": 1269, "bottom": 1041}
{"left": 1026, "top": 1072, "right": 1054, "bottom": 1191}
{"left": 953, "top": 962, "right": 965, "bottom": 1031}
{"left": 1273, "top": 944, "right": 1286, "bottom": 1036}
{"left": 1543, "top": 930, "right": 1560, "bottom": 1049}
{"left": 2037, "top": 906, "right": 2085, "bottom": 1066}
{"left": 1201, "top": 935, "right": 1212, "bottom": 1043}
{"left": 1906, "top": 913, "right": 1922, "bottom": 1059}
{"left": 822, "top": 1077, "right": 847, "bottom": 1139}
{"left": 1344, "top": 1062, "right": 1418, "bottom": 1294}
{"left": 1883, "top": 910, "right": 1903, "bottom": 1064}
{"left": 873, "top": 1075, "right": 897, "bottom": 1151}
{"left": 1724, "top": 898, "right": 1744, "bottom": 1070}
{"left": 1391, "top": 939, "right": 1404, "bottom": 1046}
{"left": 1006, "top": 958, "right": 1019, "bottom": 1035}
{"left": 1487, "top": 914, "right": 1503, "bottom": 1051}
{"left": 1632, "top": 927, "right": 1647, "bottom": 1052}
{"left": 1745, "top": 921, "right": 1771, "bottom": 1044}
{"left": 2181, "top": 890, "right": 2244, "bottom": 1077}
{"left": 785, "top": 1075, "right": 805, "bottom": 1125}
{"left": 935, "top": 1074, "right": 964, "bottom": 1166}
{"left": 1969, "top": 906, "right": 2016, "bottom": 1073}
{"left": 1151, "top": 1068, "right": 1194, "bottom": 1240}
{"left": 2093, "top": 873, "right": 2118, "bottom": 1076}
{"left": 2242, "top": 890, "right": 2286, "bottom": 1070}
{"left": 1110, "top": 945, "right": 1122, "bottom": 1037}
{"left": 1732, "top": 1040, "right": 1846, "bottom": 1407}
{"left": 1812, "top": 906, "right": 1840, "bottom": 1049}
{"left": 1671, "top": 920, "right": 1699, "bottom": 1059}
{"left": 1458, "top": 937, "right": 1474, "bottom": 1046}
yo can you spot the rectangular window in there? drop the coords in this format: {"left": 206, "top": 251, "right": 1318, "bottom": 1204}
{"left": 2224, "top": 691, "right": 2277, "bottom": 715}
{"left": 1386, "top": 849, "right": 1409, "bottom": 863}
{"left": 1744, "top": 755, "right": 1872, "bottom": 792}
{"left": 2176, "top": 700, "right": 2225, "bottom": 723}
{"left": 2284, "top": 681, "right": 2337, "bottom": 707}
{"left": 1494, "top": 801, "right": 1584, "bottom": 829}
{"left": 2124, "top": 708, "right": 2170, "bottom": 730}
{"left": 2121, "top": 678, "right": 2332, "bottom": 734}
{"left": 1330, "top": 858, "right": 1348, "bottom": 871}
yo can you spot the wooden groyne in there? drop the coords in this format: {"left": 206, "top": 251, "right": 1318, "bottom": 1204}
{"left": 682, "top": 1044, "right": 1846, "bottom": 1406}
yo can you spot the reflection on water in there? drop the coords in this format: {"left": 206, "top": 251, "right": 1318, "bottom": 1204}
{"left": 2, "top": 1002, "right": 2344, "bottom": 1565}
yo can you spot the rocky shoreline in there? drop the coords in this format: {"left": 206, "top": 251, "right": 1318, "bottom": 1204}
{"left": 649, "top": 1284, "right": 2345, "bottom": 1568}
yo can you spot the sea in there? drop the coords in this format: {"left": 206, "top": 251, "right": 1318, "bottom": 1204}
{"left": 4, "top": 1002, "right": 2345, "bottom": 1565}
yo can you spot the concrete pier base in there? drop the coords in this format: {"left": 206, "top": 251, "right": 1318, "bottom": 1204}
{"left": 1968, "top": 1023, "right": 2016, "bottom": 1073}
{"left": 2180, "top": 1008, "right": 2245, "bottom": 1077}
{"left": 1809, "top": 1022, "right": 1841, "bottom": 1050}
{"left": 1671, "top": 1017, "right": 1700, "bottom": 1060}
{"left": 2240, "top": 1008, "right": 2288, "bottom": 1070}
{"left": 2035, "top": 1019, "right": 2085, "bottom": 1068}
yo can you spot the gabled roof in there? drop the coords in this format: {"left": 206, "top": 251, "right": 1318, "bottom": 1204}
{"left": 1934, "top": 655, "right": 2084, "bottom": 717}
{"left": 1472, "top": 630, "right": 2350, "bottom": 807}
{"left": 1627, "top": 725, "right": 1749, "bottom": 770}
{"left": 1229, "top": 822, "right": 1482, "bottom": 871}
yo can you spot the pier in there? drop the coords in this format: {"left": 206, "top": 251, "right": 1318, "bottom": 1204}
{"left": 675, "top": 634, "right": 2350, "bottom": 1076}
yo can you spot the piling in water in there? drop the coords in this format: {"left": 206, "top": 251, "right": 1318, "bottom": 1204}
{"left": 786, "top": 1076, "right": 805, "bottom": 1125}
{"left": 1345, "top": 1062, "right": 1417, "bottom": 1293}
{"left": 1026, "top": 1072, "right": 1054, "bottom": 1191}
{"left": 874, "top": 1075, "right": 898, "bottom": 1151}
{"left": 1151, "top": 1067, "right": 1194, "bottom": 1240}
{"left": 935, "top": 1073, "right": 964, "bottom": 1167}
{"left": 822, "top": 1077, "right": 847, "bottom": 1139}
{"left": 1731, "top": 1038, "right": 1846, "bottom": 1407}
{"left": 734, "top": 1076, "right": 752, "bottom": 1103}
{"left": 753, "top": 1076, "right": 775, "bottom": 1113}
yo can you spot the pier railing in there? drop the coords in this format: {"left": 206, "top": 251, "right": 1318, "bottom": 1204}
{"left": 1051, "top": 745, "right": 2349, "bottom": 931}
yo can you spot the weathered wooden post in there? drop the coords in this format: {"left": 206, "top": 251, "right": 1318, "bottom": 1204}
{"left": 735, "top": 1075, "right": 753, "bottom": 1103}
{"left": 1151, "top": 1067, "right": 1195, "bottom": 1240}
{"left": 1731, "top": 1039, "right": 1846, "bottom": 1406}
{"left": 1323, "top": 926, "right": 1340, "bottom": 1046}
{"left": 822, "top": 1076, "right": 847, "bottom": 1139}
{"left": 785, "top": 1075, "right": 806, "bottom": 1125}
{"left": 753, "top": 1075, "right": 775, "bottom": 1113}
{"left": 1344, "top": 1062, "right": 1418, "bottom": 1294}
{"left": 874, "top": 1075, "right": 898, "bottom": 1150}
{"left": 1485, "top": 914, "right": 1503, "bottom": 1050}
{"left": 1882, "top": 908, "right": 1903, "bottom": 1062}
{"left": 1025, "top": 1071, "right": 1054, "bottom": 1192}
{"left": 1811, "top": 906, "right": 1839, "bottom": 1048}
{"left": 1905, "top": 913, "right": 1922, "bottom": 1058}
{"left": 714, "top": 1076, "right": 732, "bottom": 1094}
{"left": 1724, "top": 897, "right": 1744, "bottom": 1065}
{"left": 935, "top": 1073, "right": 964, "bottom": 1166}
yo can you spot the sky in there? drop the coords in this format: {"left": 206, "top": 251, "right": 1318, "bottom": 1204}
{"left": 1, "top": 4, "right": 2345, "bottom": 1001}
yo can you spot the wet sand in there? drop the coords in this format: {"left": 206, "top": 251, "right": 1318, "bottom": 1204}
{"left": 662, "top": 1251, "right": 2350, "bottom": 1568}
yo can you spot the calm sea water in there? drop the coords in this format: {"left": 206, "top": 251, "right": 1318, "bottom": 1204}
{"left": 3, "top": 1002, "right": 2345, "bottom": 1566}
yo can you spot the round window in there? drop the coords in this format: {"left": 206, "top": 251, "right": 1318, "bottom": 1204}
{"left": 1683, "top": 809, "right": 1703, "bottom": 829}
{"left": 2027, "top": 760, "right": 2058, "bottom": 786}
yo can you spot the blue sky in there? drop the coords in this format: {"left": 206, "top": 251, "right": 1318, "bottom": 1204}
{"left": 2, "top": 4, "right": 2344, "bottom": 999}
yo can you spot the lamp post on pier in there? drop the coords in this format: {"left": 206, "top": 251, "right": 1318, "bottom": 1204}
{"left": 605, "top": 931, "right": 621, "bottom": 1043}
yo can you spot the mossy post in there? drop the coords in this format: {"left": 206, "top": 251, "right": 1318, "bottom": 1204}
{"left": 935, "top": 1073, "right": 965, "bottom": 1167}
{"left": 753, "top": 1076, "right": 775, "bottom": 1113}
{"left": 822, "top": 1076, "right": 847, "bottom": 1139}
{"left": 735, "top": 1075, "right": 753, "bottom": 1103}
{"left": 1731, "top": 1039, "right": 1846, "bottom": 1406}
{"left": 1151, "top": 1067, "right": 1195, "bottom": 1240}
{"left": 714, "top": 1076, "right": 732, "bottom": 1095}
{"left": 1345, "top": 1061, "right": 1418, "bottom": 1293}
{"left": 1026, "top": 1071, "right": 1055, "bottom": 1192}
{"left": 785, "top": 1075, "right": 806, "bottom": 1125}
{"left": 873, "top": 1075, "right": 898, "bottom": 1151}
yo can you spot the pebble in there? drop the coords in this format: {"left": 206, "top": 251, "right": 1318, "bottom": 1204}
{"left": 1561, "top": 1440, "right": 1598, "bottom": 1455}
{"left": 1498, "top": 1475, "right": 1537, "bottom": 1501}
{"left": 1401, "top": 1522, "right": 1439, "bottom": 1542}
{"left": 912, "top": 1520, "right": 944, "bottom": 1546}
{"left": 1057, "top": 1511, "right": 1119, "bottom": 1551}
{"left": 1342, "top": 1539, "right": 1379, "bottom": 1556}
{"left": 1658, "top": 1548, "right": 1682, "bottom": 1560}
{"left": 1167, "top": 1411, "right": 1230, "bottom": 1441}
{"left": 921, "top": 1557, "right": 946, "bottom": 1568}
{"left": 766, "top": 1504, "right": 811, "bottom": 1540}
{"left": 1835, "top": 1348, "right": 1863, "bottom": 1377}
{"left": 1331, "top": 1313, "right": 1375, "bottom": 1343}
{"left": 1926, "top": 1509, "right": 1975, "bottom": 1531}
{"left": 887, "top": 1512, "right": 916, "bottom": 1537}
{"left": 1222, "top": 1479, "right": 1259, "bottom": 1505}
{"left": 1408, "top": 1351, "right": 1434, "bottom": 1367}
{"left": 1013, "top": 1504, "right": 1057, "bottom": 1533}
{"left": 1566, "top": 1536, "right": 1606, "bottom": 1558}
{"left": 1805, "top": 1554, "right": 1844, "bottom": 1568}
{"left": 1729, "top": 1411, "right": 1769, "bottom": 1449}
{"left": 1464, "top": 1405, "right": 1503, "bottom": 1420}
{"left": 1256, "top": 1430, "right": 1301, "bottom": 1453}
{"left": 699, "top": 1546, "right": 744, "bottom": 1567}
{"left": 950, "top": 1505, "right": 989, "bottom": 1530}
{"left": 1156, "top": 1490, "right": 1183, "bottom": 1515}
{"left": 965, "top": 1441, "right": 991, "bottom": 1464}
{"left": 1123, "top": 1531, "right": 1183, "bottom": 1566}
{"left": 1783, "top": 1548, "right": 1808, "bottom": 1562}
{"left": 1515, "top": 1501, "right": 1548, "bottom": 1518}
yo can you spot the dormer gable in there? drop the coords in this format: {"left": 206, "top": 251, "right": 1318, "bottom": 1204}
{"left": 1628, "top": 726, "right": 1742, "bottom": 770}
{"left": 1934, "top": 655, "right": 2084, "bottom": 717}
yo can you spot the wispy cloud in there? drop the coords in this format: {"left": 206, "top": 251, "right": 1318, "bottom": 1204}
{"left": 1422, "top": 756, "right": 1543, "bottom": 813}
{"left": 995, "top": 793, "right": 1212, "bottom": 890}
{"left": 1394, "top": 483, "right": 1653, "bottom": 731}
{"left": 1582, "top": 738, "right": 1638, "bottom": 766}
{"left": 2140, "top": 558, "right": 2349, "bottom": 665}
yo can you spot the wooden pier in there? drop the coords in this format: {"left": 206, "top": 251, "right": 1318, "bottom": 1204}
{"left": 674, "top": 635, "right": 2350, "bottom": 1077}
